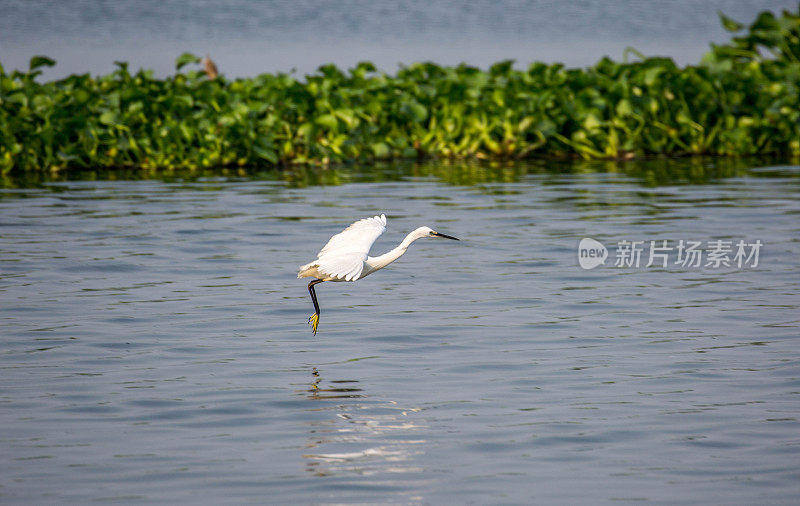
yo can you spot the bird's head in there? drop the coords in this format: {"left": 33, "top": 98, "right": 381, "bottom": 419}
{"left": 418, "top": 226, "right": 459, "bottom": 241}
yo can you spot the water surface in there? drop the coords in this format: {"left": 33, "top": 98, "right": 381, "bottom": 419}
{"left": 1, "top": 160, "right": 799, "bottom": 504}
{"left": 2, "top": 0, "right": 796, "bottom": 79}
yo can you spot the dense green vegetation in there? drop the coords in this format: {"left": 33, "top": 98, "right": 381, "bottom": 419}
{"left": 1, "top": 6, "right": 798, "bottom": 172}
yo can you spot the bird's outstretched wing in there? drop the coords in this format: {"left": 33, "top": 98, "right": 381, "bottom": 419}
{"left": 304, "top": 214, "right": 387, "bottom": 281}
{"left": 318, "top": 214, "right": 387, "bottom": 258}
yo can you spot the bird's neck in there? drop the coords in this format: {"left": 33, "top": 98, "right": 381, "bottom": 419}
{"left": 364, "top": 230, "right": 423, "bottom": 275}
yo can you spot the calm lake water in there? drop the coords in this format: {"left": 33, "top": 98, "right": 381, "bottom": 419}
{"left": 3, "top": 0, "right": 797, "bottom": 79}
{"left": 1, "top": 159, "right": 799, "bottom": 504}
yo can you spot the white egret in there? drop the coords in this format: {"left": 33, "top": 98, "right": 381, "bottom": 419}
{"left": 297, "top": 214, "right": 459, "bottom": 334}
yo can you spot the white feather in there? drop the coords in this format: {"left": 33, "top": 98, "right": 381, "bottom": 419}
{"left": 317, "top": 214, "right": 386, "bottom": 258}
{"left": 298, "top": 214, "right": 387, "bottom": 281}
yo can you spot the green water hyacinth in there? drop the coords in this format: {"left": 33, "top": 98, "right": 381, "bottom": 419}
{"left": 1, "top": 5, "right": 799, "bottom": 173}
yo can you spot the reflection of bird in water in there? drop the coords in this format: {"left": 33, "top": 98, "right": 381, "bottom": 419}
{"left": 303, "top": 368, "right": 425, "bottom": 478}
{"left": 298, "top": 214, "right": 459, "bottom": 334}
{"left": 307, "top": 367, "right": 363, "bottom": 399}
{"left": 202, "top": 55, "right": 218, "bottom": 80}
{"left": 311, "top": 367, "right": 321, "bottom": 390}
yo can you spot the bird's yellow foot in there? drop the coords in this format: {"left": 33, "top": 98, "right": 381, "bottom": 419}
{"left": 308, "top": 313, "right": 320, "bottom": 335}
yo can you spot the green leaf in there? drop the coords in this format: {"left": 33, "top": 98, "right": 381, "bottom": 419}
{"left": 99, "top": 110, "right": 117, "bottom": 125}
{"left": 253, "top": 141, "right": 279, "bottom": 164}
{"left": 297, "top": 122, "right": 314, "bottom": 138}
{"left": 175, "top": 52, "right": 200, "bottom": 71}
{"left": 583, "top": 113, "right": 603, "bottom": 131}
{"left": 717, "top": 11, "right": 743, "bottom": 32}
{"left": 315, "top": 114, "right": 338, "bottom": 130}
{"left": 644, "top": 67, "right": 663, "bottom": 87}
{"left": 615, "top": 99, "right": 633, "bottom": 117}
{"left": 5, "top": 92, "right": 28, "bottom": 107}
{"left": 489, "top": 59, "right": 515, "bottom": 76}
{"left": 334, "top": 109, "right": 358, "bottom": 128}
{"left": 29, "top": 56, "right": 56, "bottom": 71}
{"left": 371, "top": 142, "right": 390, "bottom": 158}
{"left": 401, "top": 101, "right": 428, "bottom": 123}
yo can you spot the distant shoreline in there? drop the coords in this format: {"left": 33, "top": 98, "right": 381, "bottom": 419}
{"left": 2, "top": 7, "right": 798, "bottom": 172}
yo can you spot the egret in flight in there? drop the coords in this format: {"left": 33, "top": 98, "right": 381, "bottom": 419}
{"left": 298, "top": 214, "right": 459, "bottom": 334}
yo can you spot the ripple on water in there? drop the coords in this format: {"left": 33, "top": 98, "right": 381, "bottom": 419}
{"left": 1, "top": 164, "right": 799, "bottom": 503}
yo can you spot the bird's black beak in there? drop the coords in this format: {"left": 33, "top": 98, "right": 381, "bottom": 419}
{"left": 432, "top": 231, "right": 459, "bottom": 241}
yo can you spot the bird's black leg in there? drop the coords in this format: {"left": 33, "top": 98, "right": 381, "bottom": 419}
{"left": 308, "top": 279, "right": 324, "bottom": 334}
{"left": 308, "top": 279, "right": 323, "bottom": 315}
